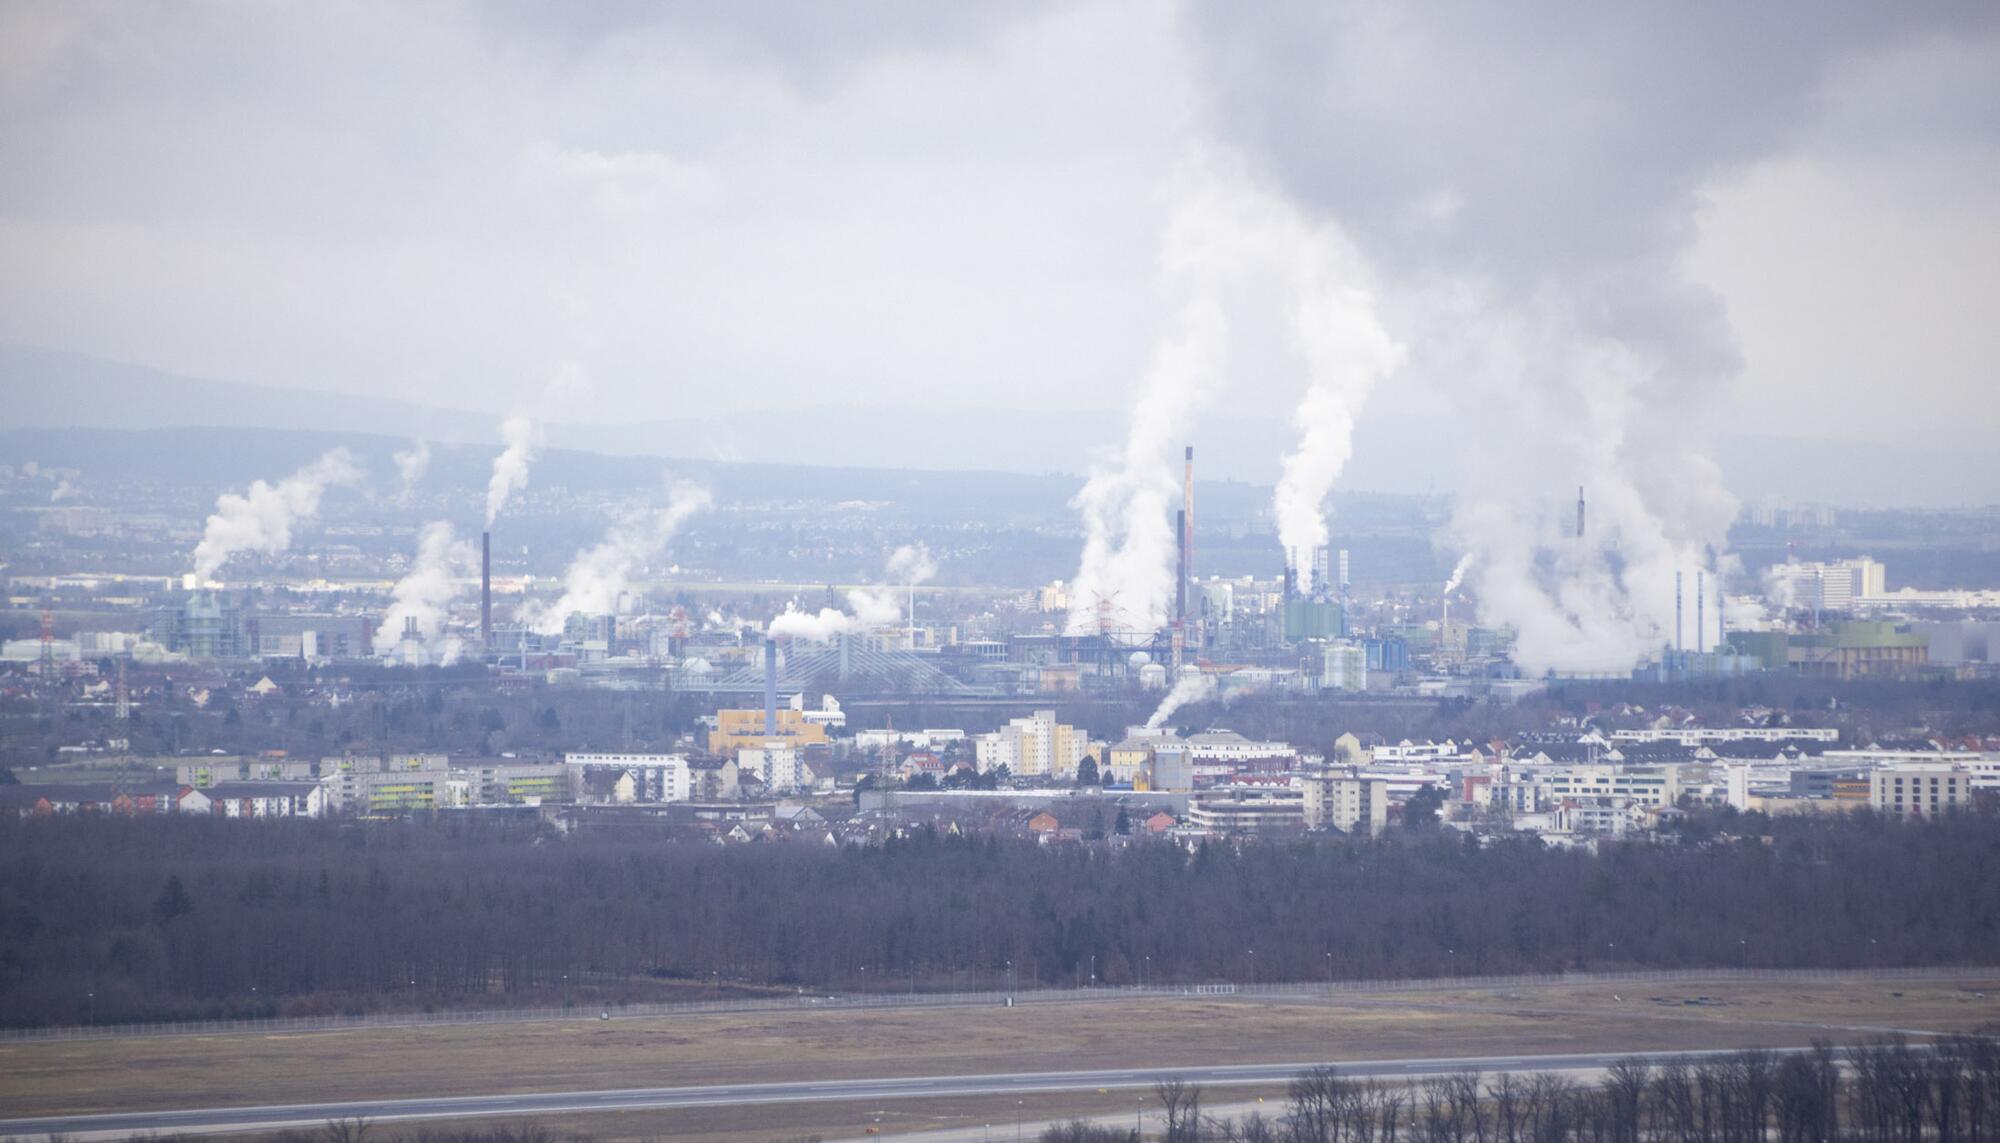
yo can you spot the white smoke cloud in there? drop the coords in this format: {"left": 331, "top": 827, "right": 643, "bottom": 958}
{"left": 1145, "top": 671, "right": 1217, "bottom": 730}
{"left": 191, "top": 449, "right": 362, "bottom": 581}
{"left": 844, "top": 588, "right": 903, "bottom": 628}
{"left": 768, "top": 605, "right": 855, "bottom": 642}
{"left": 485, "top": 415, "right": 541, "bottom": 525}
{"left": 393, "top": 439, "right": 431, "bottom": 500}
{"left": 1177, "top": 7, "right": 1989, "bottom": 674}
{"left": 1432, "top": 298, "right": 1739, "bottom": 673}
{"left": 1271, "top": 222, "right": 1405, "bottom": 578}
{"left": 1442, "top": 554, "right": 1474, "bottom": 596}
{"left": 50, "top": 479, "right": 77, "bottom": 503}
{"left": 1762, "top": 563, "right": 1799, "bottom": 612}
{"left": 1067, "top": 155, "right": 1305, "bottom": 638}
{"left": 887, "top": 542, "right": 938, "bottom": 586}
{"left": 773, "top": 542, "right": 941, "bottom": 641}
{"left": 380, "top": 521, "right": 477, "bottom": 656}
{"left": 532, "top": 480, "right": 711, "bottom": 634}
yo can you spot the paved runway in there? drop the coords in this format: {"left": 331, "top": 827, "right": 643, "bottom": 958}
{"left": 0, "top": 1047, "right": 1780, "bottom": 1140}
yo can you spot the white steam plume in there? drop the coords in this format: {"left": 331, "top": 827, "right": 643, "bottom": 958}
{"left": 1066, "top": 156, "right": 1296, "bottom": 638}
{"left": 533, "top": 480, "right": 711, "bottom": 634}
{"left": 774, "top": 543, "right": 941, "bottom": 641}
{"left": 485, "top": 416, "right": 541, "bottom": 525}
{"left": 768, "top": 605, "right": 855, "bottom": 643}
{"left": 1442, "top": 554, "right": 1474, "bottom": 596}
{"left": 380, "top": 521, "right": 476, "bottom": 654}
{"left": 1145, "top": 671, "right": 1217, "bottom": 730}
{"left": 1434, "top": 303, "right": 1738, "bottom": 673}
{"left": 191, "top": 449, "right": 362, "bottom": 581}
{"left": 1178, "top": 8, "right": 1989, "bottom": 674}
{"left": 887, "top": 542, "right": 937, "bottom": 586}
{"left": 1271, "top": 225, "right": 1405, "bottom": 578}
{"left": 393, "top": 440, "right": 431, "bottom": 500}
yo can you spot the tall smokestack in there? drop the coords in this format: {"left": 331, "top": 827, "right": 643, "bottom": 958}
{"left": 1717, "top": 578, "right": 1726, "bottom": 652}
{"left": 1695, "top": 571, "right": 1705, "bottom": 655}
{"left": 1175, "top": 508, "right": 1188, "bottom": 628}
{"left": 1183, "top": 446, "right": 1195, "bottom": 644}
{"left": 1675, "top": 570, "right": 1683, "bottom": 653}
{"left": 480, "top": 530, "right": 492, "bottom": 648}
{"left": 763, "top": 638, "right": 779, "bottom": 737}
{"left": 1576, "top": 486, "right": 1586, "bottom": 540}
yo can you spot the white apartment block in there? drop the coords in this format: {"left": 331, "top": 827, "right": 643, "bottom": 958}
{"left": 564, "top": 752, "right": 691, "bottom": 803}
{"left": 1767, "top": 558, "right": 1886, "bottom": 613}
{"left": 1534, "top": 764, "right": 1682, "bottom": 807}
{"left": 972, "top": 710, "right": 1093, "bottom": 779}
{"left": 1869, "top": 766, "right": 1972, "bottom": 819}
{"left": 737, "top": 744, "right": 806, "bottom": 794}
{"left": 1298, "top": 770, "right": 1390, "bottom": 836}
{"left": 1182, "top": 730, "right": 1295, "bottom": 765}
{"left": 1611, "top": 727, "right": 1840, "bottom": 745}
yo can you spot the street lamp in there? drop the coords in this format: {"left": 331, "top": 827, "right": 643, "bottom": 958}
{"left": 1324, "top": 952, "right": 1333, "bottom": 990}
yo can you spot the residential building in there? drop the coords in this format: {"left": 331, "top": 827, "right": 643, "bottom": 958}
{"left": 1869, "top": 765, "right": 1972, "bottom": 819}
{"left": 1532, "top": 764, "right": 1682, "bottom": 807}
{"left": 1186, "top": 787, "right": 1306, "bottom": 835}
{"left": 738, "top": 744, "right": 806, "bottom": 794}
{"left": 971, "top": 709, "right": 1096, "bottom": 779}
{"left": 1298, "top": 770, "right": 1389, "bottom": 836}
{"left": 564, "top": 753, "right": 691, "bottom": 803}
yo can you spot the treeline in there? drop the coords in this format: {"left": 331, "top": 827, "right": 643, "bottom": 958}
{"left": 1092, "top": 1036, "right": 2000, "bottom": 1143}
{"left": 2, "top": 813, "right": 1999, "bottom": 1027}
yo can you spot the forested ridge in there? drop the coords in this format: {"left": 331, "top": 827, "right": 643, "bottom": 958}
{"left": 2, "top": 813, "right": 1998, "bottom": 1027}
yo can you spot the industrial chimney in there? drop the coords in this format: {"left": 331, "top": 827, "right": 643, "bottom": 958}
{"left": 480, "top": 530, "right": 492, "bottom": 648}
{"left": 763, "top": 638, "right": 779, "bottom": 737}
{"left": 1175, "top": 508, "right": 1188, "bottom": 630}
{"left": 1576, "top": 486, "right": 1586, "bottom": 540}
{"left": 1695, "top": 570, "right": 1705, "bottom": 655}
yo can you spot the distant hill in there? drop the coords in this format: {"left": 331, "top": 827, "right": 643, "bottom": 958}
{"left": 4, "top": 344, "right": 1995, "bottom": 506}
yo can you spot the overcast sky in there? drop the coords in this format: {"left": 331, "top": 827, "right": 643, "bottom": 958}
{"left": 2, "top": 2, "right": 1996, "bottom": 444}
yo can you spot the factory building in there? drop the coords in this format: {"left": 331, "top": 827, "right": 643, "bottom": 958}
{"left": 155, "top": 591, "right": 244, "bottom": 658}
{"left": 247, "top": 613, "right": 374, "bottom": 659}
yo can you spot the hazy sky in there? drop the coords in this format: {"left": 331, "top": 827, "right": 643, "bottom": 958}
{"left": 2, "top": 2, "right": 1995, "bottom": 442}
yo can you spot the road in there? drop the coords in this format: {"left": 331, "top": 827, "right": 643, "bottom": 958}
{"left": 0, "top": 1047, "right": 1795, "bottom": 1141}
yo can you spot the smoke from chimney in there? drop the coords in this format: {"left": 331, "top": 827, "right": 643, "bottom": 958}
{"left": 191, "top": 449, "right": 362, "bottom": 582}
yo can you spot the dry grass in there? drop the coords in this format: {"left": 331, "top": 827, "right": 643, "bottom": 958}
{"left": 4, "top": 973, "right": 1995, "bottom": 1137}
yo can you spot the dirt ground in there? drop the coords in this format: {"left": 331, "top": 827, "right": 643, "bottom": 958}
{"left": 4, "top": 973, "right": 1995, "bottom": 1140}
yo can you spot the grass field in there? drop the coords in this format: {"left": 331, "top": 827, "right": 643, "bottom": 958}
{"left": 4, "top": 973, "right": 1995, "bottom": 1140}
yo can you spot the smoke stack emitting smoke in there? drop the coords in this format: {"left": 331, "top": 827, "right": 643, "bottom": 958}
{"left": 379, "top": 521, "right": 477, "bottom": 661}
{"left": 1068, "top": 156, "right": 1336, "bottom": 639}
{"left": 1168, "top": 7, "right": 1987, "bottom": 673}
{"left": 191, "top": 449, "right": 362, "bottom": 582}
{"left": 768, "top": 544, "right": 942, "bottom": 642}
{"left": 1270, "top": 222, "right": 1404, "bottom": 583}
{"left": 1146, "top": 671, "right": 1217, "bottom": 730}
{"left": 532, "top": 480, "right": 711, "bottom": 634}
{"left": 485, "top": 416, "right": 540, "bottom": 526}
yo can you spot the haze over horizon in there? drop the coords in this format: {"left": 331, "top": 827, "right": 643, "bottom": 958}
{"left": 2, "top": 3, "right": 1996, "bottom": 444}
